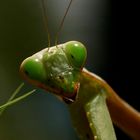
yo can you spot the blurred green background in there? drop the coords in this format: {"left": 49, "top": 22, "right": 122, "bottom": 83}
{"left": 0, "top": 0, "right": 136, "bottom": 140}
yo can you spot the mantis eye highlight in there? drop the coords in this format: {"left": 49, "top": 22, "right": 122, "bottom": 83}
{"left": 64, "top": 41, "right": 87, "bottom": 69}
{"left": 20, "top": 57, "right": 46, "bottom": 82}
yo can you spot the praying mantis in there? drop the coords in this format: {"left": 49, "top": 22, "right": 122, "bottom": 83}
{"left": 0, "top": 0, "right": 140, "bottom": 140}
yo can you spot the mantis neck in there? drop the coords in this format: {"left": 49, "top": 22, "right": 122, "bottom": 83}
{"left": 81, "top": 68, "right": 140, "bottom": 140}
{"left": 68, "top": 68, "right": 116, "bottom": 140}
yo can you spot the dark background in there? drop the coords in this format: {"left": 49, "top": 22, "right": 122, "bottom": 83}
{"left": 0, "top": 0, "right": 139, "bottom": 139}
{"left": 105, "top": 0, "right": 139, "bottom": 139}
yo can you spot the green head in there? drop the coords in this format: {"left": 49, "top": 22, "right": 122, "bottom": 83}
{"left": 20, "top": 41, "right": 87, "bottom": 102}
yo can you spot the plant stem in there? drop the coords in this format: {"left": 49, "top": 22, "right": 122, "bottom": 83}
{"left": 0, "top": 89, "right": 36, "bottom": 111}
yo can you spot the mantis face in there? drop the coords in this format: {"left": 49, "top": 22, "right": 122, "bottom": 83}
{"left": 20, "top": 41, "right": 87, "bottom": 102}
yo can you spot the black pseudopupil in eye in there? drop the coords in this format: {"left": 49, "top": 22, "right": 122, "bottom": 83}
{"left": 25, "top": 70, "right": 29, "bottom": 75}
{"left": 71, "top": 54, "right": 74, "bottom": 59}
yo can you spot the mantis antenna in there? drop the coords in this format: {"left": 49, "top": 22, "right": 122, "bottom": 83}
{"left": 55, "top": 0, "right": 74, "bottom": 46}
{"left": 41, "top": 0, "right": 51, "bottom": 48}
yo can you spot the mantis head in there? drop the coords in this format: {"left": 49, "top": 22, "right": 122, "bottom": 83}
{"left": 20, "top": 41, "right": 87, "bottom": 103}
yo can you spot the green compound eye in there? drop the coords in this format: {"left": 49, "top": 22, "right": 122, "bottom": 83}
{"left": 64, "top": 41, "right": 87, "bottom": 69}
{"left": 20, "top": 57, "right": 46, "bottom": 82}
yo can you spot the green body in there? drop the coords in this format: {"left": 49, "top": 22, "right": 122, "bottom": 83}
{"left": 19, "top": 41, "right": 116, "bottom": 140}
